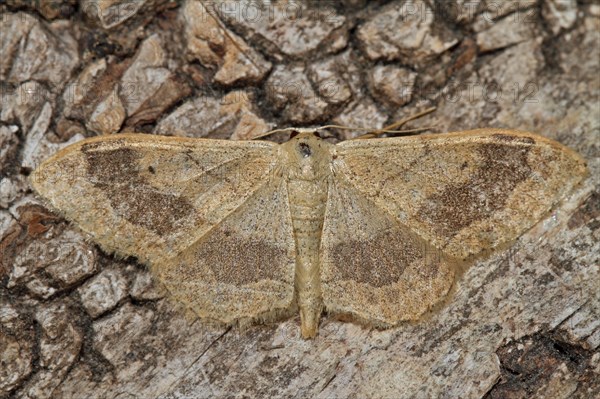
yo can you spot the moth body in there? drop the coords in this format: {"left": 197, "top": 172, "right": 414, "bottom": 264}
{"left": 282, "top": 133, "right": 332, "bottom": 338}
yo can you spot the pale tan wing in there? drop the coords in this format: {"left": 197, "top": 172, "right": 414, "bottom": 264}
{"left": 320, "top": 178, "right": 457, "bottom": 326}
{"left": 30, "top": 133, "right": 280, "bottom": 264}
{"left": 32, "top": 133, "right": 297, "bottom": 322}
{"left": 333, "top": 129, "right": 588, "bottom": 260}
{"left": 157, "top": 176, "right": 297, "bottom": 324}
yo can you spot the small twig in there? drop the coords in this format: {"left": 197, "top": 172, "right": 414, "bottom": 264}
{"left": 204, "top": 3, "right": 262, "bottom": 72}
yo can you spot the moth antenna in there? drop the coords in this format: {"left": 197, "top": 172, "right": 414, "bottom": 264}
{"left": 251, "top": 107, "right": 437, "bottom": 141}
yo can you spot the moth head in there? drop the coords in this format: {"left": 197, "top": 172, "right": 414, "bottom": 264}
{"left": 286, "top": 131, "right": 324, "bottom": 157}
{"left": 282, "top": 131, "right": 331, "bottom": 177}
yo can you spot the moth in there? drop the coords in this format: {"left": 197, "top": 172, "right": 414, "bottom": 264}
{"left": 30, "top": 128, "right": 587, "bottom": 338}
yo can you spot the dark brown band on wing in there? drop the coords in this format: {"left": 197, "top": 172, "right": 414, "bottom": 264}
{"left": 82, "top": 144, "right": 195, "bottom": 236}
{"left": 191, "top": 223, "right": 289, "bottom": 286}
{"left": 327, "top": 229, "right": 434, "bottom": 288}
{"left": 418, "top": 134, "right": 535, "bottom": 238}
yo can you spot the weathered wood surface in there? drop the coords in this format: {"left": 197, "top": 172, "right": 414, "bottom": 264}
{"left": 1, "top": 1, "right": 598, "bottom": 398}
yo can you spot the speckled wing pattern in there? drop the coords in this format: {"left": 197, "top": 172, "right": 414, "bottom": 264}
{"left": 31, "top": 133, "right": 297, "bottom": 323}
{"left": 320, "top": 178, "right": 457, "bottom": 326}
{"left": 158, "top": 176, "right": 297, "bottom": 324}
{"left": 321, "top": 129, "right": 587, "bottom": 324}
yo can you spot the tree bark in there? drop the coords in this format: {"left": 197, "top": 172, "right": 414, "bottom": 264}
{"left": 1, "top": 1, "right": 598, "bottom": 398}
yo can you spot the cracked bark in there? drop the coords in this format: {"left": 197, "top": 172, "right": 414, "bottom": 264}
{"left": 1, "top": 1, "right": 598, "bottom": 398}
